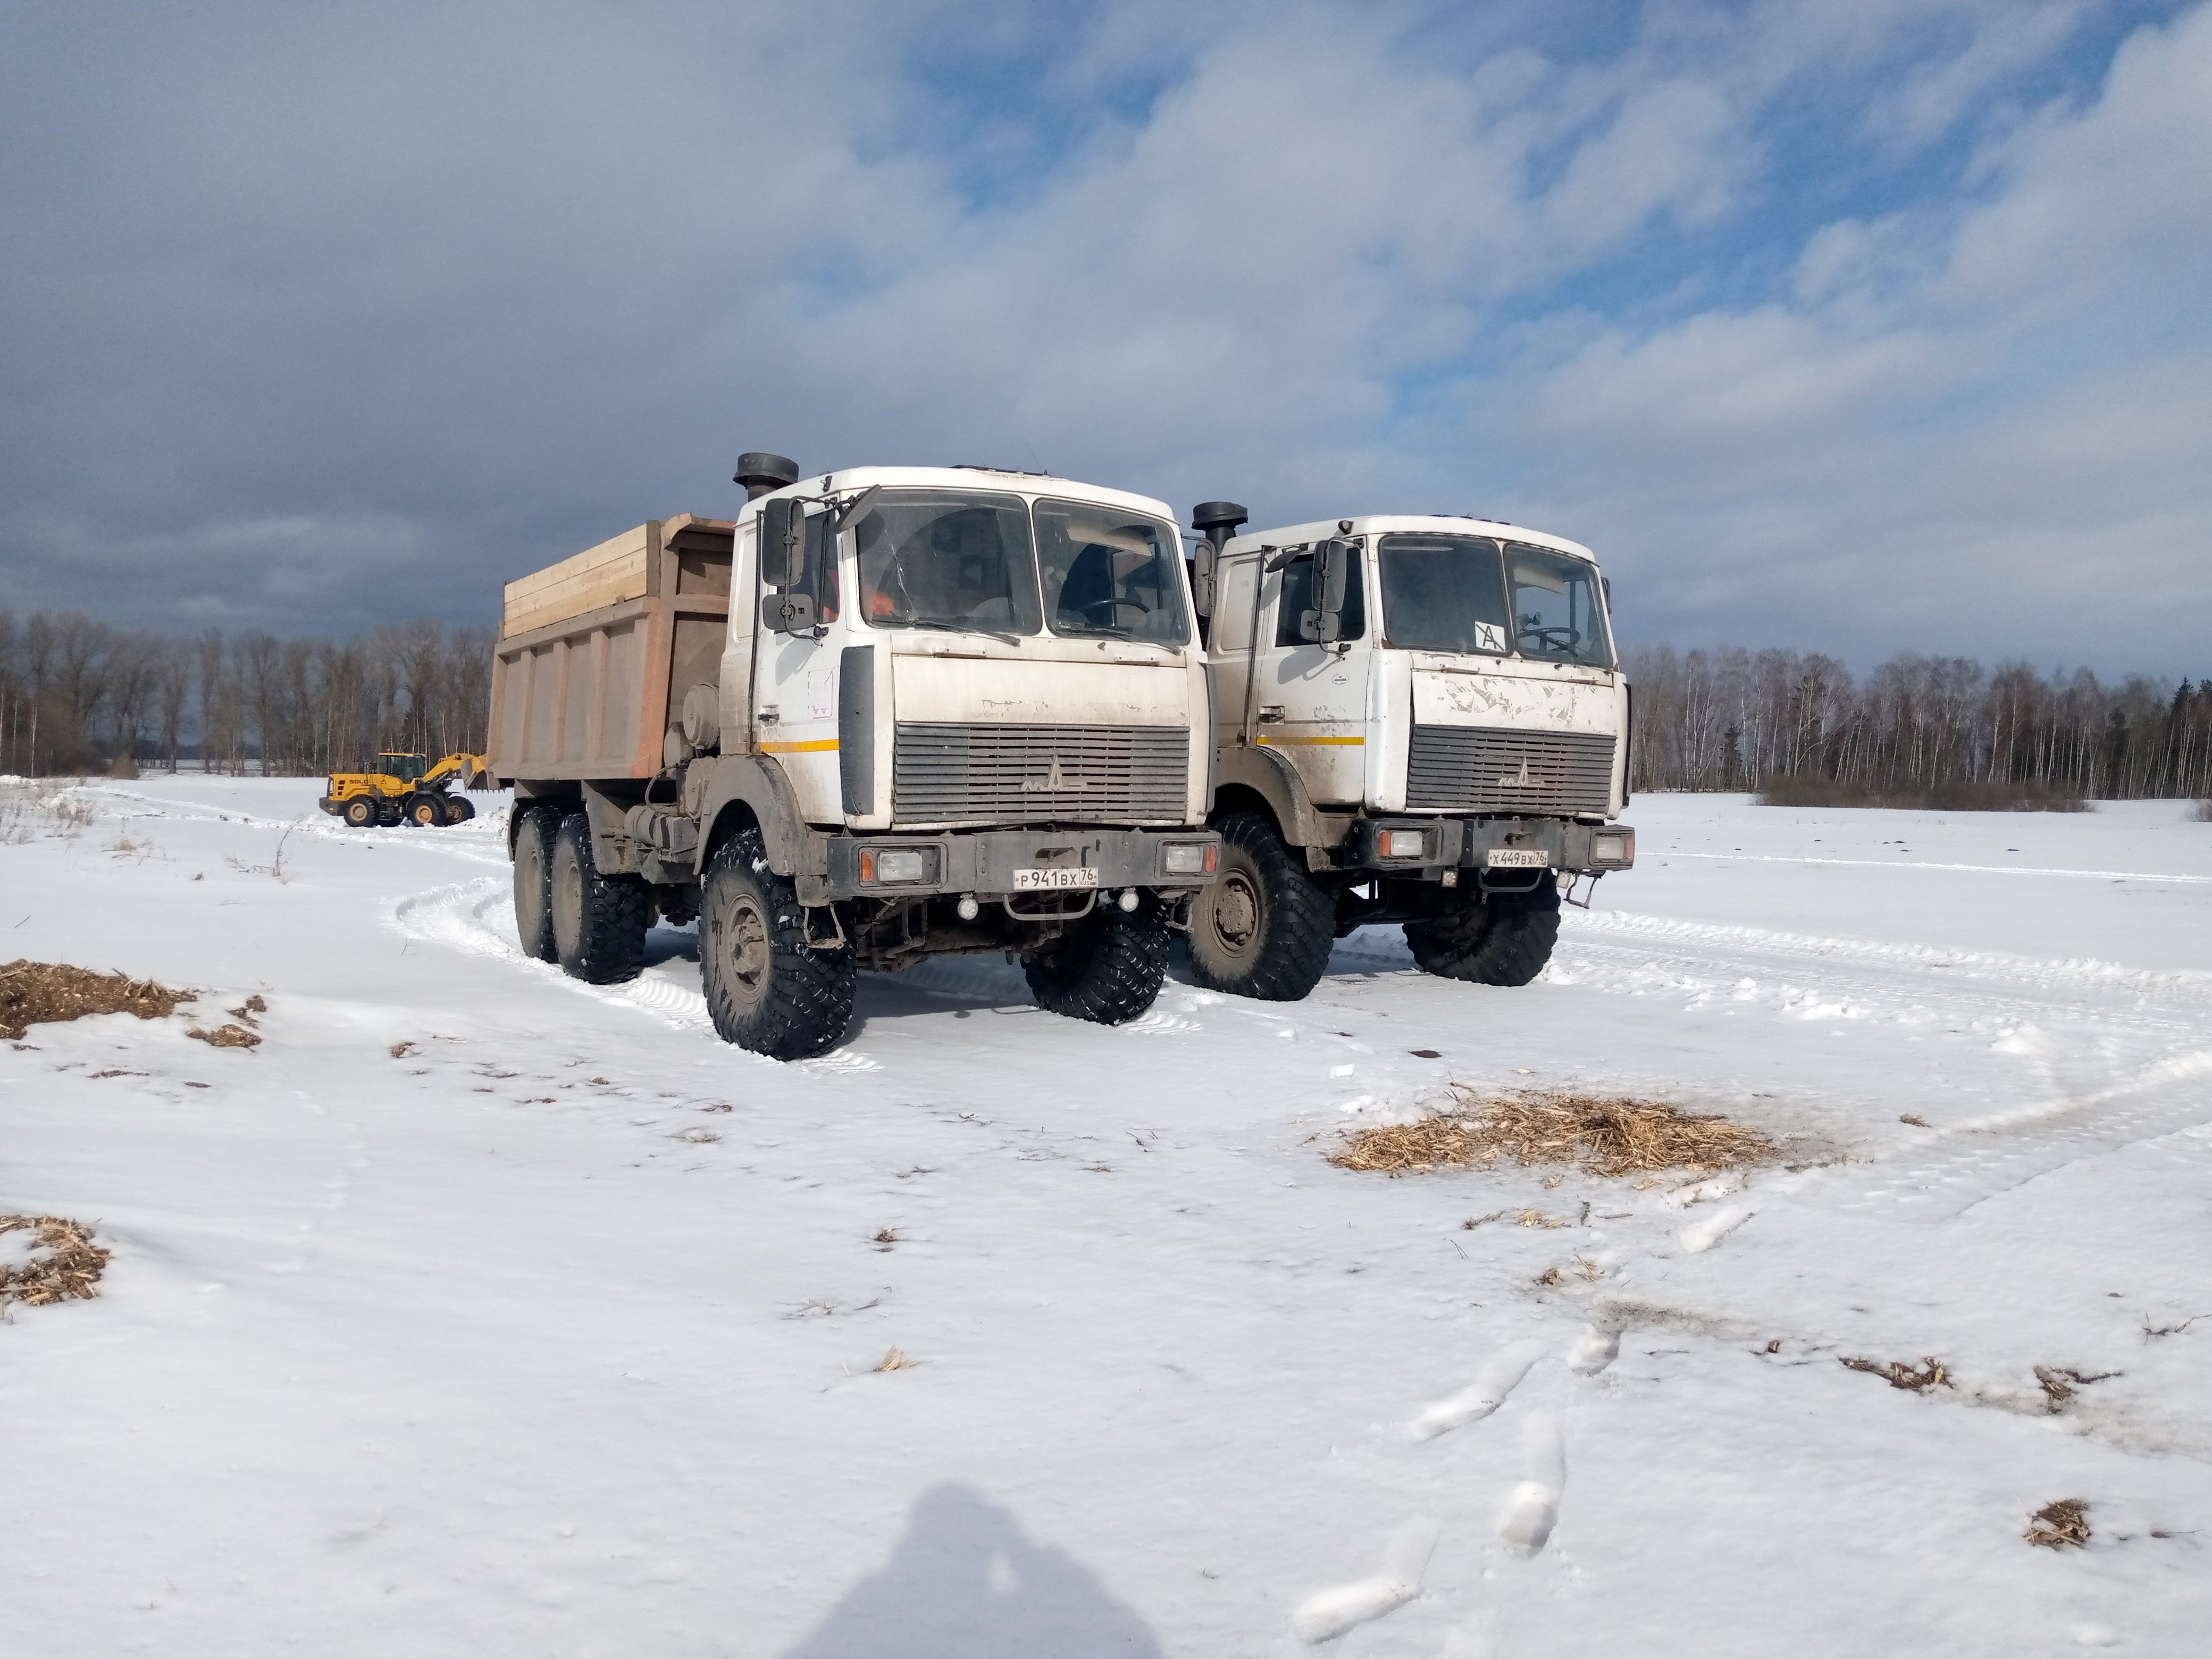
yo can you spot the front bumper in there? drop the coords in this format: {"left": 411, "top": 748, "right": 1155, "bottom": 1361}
{"left": 1336, "top": 816, "right": 1635, "bottom": 878}
{"left": 805, "top": 826, "right": 1222, "bottom": 905}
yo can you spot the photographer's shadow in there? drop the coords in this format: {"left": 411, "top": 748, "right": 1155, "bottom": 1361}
{"left": 781, "top": 1482, "right": 1164, "bottom": 1659}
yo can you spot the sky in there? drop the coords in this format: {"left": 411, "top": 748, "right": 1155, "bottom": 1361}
{"left": 2, "top": 0, "right": 2207, "bottom": 674}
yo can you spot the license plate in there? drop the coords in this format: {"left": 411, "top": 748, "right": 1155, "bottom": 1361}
{"left": 1013, "top": 866, "right": 1100, "bottom": 891}
{"left": 1485, "top": 848, "right": 1551, "bottom": 869}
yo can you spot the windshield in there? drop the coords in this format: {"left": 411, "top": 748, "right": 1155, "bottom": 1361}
{"left": 1375, "top": 535, "right": 1513, "bottom": 655}
{"left": 851, "top": 490, "right": 1043, "bottom": 636}
{"left": 1505, "top": 542, "right": 1613, "bottom": 666}
{"left": 1376, "top": 533, "right": 1612, "bottom": 666}
{"left": 1034, "top": 497, "right": 1189, "bottom": 647}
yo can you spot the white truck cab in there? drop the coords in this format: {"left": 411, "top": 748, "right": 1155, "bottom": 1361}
{"left": 1183, "top": 505, "right": 1636, "bottom": 999}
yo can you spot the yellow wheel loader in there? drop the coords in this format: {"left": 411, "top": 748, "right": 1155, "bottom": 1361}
{"left": 320, "top": 752, "right": 489, "bottom": 828}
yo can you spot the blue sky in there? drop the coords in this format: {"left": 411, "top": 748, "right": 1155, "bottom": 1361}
{"left": 2, "top": 1, "right": 2207, "bottom": 673}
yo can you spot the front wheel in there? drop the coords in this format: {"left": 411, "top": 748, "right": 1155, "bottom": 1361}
{"left": 1403, "top": 878, "right": 1562, "bottom": 985}
{"left": 407, "top": 794, "right": 443, "bottom": 827}
{"left": 698, "top": 830, "right": 855, "bottom": 1059}
{"left": 443, "top": 795, "right": 476, "bottom": 825}
{"left": 1185, "top": 811, "right": 1336, "bottom": 1001}
{"left": 550, "top": 812, "right": 649, "bottom": 983}
{"left": 1024, "top": 894, "right": 1169, "bottom": 1025}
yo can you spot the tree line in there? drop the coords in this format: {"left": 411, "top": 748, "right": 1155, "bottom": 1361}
{"left": 0, "top": 610, "right": 493, "bottom": 777}
{"left": 1623, "top": 644, "right": 2212, "bottom": 801}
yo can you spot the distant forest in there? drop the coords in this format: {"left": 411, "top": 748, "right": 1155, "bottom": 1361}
{"left": 3, "top": 608, "right": 2208, "bottom": 802}
{"left": 1623, "top": 645, "right": 2212, "bottom": 801}
{"left": 0, "top": 610, "right": 492, "bottom": 777}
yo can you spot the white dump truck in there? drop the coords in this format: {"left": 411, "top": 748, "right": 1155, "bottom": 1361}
{"left": 1179, "top": 505, "right": 1636, "bottom": 1000}
{"left": 485, "top": 455, "right": 1221, "bottom": 1059}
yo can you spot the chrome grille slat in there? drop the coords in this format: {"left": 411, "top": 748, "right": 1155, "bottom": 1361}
{"left": 1406, "top": 725, "right": 1615, "bottom": 814}
{"left": 893, "top": 723, "right": 1189, "bottom": 824}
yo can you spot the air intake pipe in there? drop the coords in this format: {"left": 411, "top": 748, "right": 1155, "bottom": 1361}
{"left": 733, "top": 451, "right": 800, "bottom": 501}
{"left": 1186, "top": 501, "right": 1247, "bottom": 621}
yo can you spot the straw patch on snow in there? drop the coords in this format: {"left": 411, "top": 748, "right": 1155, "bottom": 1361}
{"left": 0, "top": 1216, "right": 111, "bottom": 1310}
{"left": 0, "top": 959, "right": 192, "bottom": 1040}
{"left": 1328, "top": 1088, "right": 1780, "bottom": 1178}
{"left": 2025, "top": 1498, "right": 2091, "bottom": 1549}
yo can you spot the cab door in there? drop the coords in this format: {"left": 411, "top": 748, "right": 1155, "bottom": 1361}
{"left": 753, "top": 504, "right": 844, "bottom": 822}
{"left": 1251, "top": 540, "right": 1372, "bottom": 808}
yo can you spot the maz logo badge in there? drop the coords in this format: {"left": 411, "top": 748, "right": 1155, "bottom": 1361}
{"left": 1495, "top": 758, "right": 1536, "bottom": 789}
{"left": 1023, "top": 756, "right": 1093, "bottom": 792}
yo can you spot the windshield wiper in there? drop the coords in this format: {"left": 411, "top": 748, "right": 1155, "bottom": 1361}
{"left": 1052, "top": 626, "right": 1181, "bottom": 656}
{"left": 888, "top": 616, "right": 1024, "bottom": 647}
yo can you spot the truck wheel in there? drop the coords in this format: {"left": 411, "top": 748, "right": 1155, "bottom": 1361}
{"left": 1403, "top": 879, "right": 1562, "bottom": 986}
{"left": 408, "top": 794, "right": 443, "bottom": 827}
{"left": 1024, "top": 893, "right": 1169, "bottom": 1025}
{"left": 1185, "top": 811, "right": 1336, "bottom": 1001}
{"left": 550, "top": 812, "right": 649, "bottom": 983}
{"left": 443, "top": 795, "right": 476, "bottom": 825}
{"left": 698, "top": 829, "right": 856, "bottom": 1059}
{"left": 512, "top": 806, "right": 560, "bottom": 962}
{"left": 342, "top": 796, "right": 376, "bottom": 828}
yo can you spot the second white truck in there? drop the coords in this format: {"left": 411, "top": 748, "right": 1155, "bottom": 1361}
{"left": 1181, "top": 504, "right": 1636, "bottom": 1000}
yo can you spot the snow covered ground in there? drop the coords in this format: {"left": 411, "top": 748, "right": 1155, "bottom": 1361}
{"left": 4, "top": 777, "right": 2209, "bottom": 1657}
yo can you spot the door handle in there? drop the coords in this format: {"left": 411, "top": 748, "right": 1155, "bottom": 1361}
{"left": 1257, "top": 705, "right": 1285, "bottom": 723}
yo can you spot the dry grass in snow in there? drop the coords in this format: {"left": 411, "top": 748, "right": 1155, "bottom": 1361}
{"left": 1329, "top": 1088, "right": 1779, "bottom": 1179}
{"left": 1, "top": 959, "right": 192, "bottom": 1040}
{"left": 0, "top": 1216, "right": 112, "bottom": 1311}
{"left": 2026, "top": 1499, "right": 2091, "bottom": 1549}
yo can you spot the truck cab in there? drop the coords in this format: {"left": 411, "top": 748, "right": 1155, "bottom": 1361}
{"left": 1184, "top": 507, "right": 1636, "bottom": 999}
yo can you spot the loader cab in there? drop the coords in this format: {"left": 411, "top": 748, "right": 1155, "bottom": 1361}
{"left": 377, "top": 752, "right": 428, "bottom": 783}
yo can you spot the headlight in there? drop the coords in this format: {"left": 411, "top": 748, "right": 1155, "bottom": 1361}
{"left": 1161, "top": 842, "right": 1216, "bottom": 875}
{"left": 861, "top": 847, "right": 938, "bottom": 884}
{"left": 1380, "top": 830, "right": 1430, "bottom": 859}
{"left": 1591, "top": 832, "right": 1632, "bottom": 865}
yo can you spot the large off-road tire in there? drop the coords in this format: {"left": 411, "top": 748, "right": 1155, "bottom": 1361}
{"left": 550, "top": 812, "right": 650, "bottom": 984}
{"left": 512, "top": 805, "right": 559, "bottom": 962}
{"left": 698, "top": 829, "right": 855, "bottom": 1059}
{"left": 1403, "top": 878, "right": 1562, "bottom": 986}
{"left": 341, "top": 795, "right": 376, "bottom": 828}
{"left": 443, "top": 795, "right": 476, "bottom": 825}
{"left": 1185, "top": 810, "right": 1336, "bottom": 1001}
{"left": 407, "top": 793, "right": 443, "bottom": 827}
{"left": 1024, "top": 894, "right": 1170, "bottom": 1025}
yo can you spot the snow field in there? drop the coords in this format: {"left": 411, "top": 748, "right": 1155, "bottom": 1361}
{"left": 2, "top": 780, "right": 2209, "bottom": 1656}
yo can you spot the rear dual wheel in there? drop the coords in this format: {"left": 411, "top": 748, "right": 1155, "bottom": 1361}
{"left": 549, "top": 812, "right": 649, "bottom": 983}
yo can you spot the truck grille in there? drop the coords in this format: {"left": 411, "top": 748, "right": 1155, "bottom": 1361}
{"left": 1405, "top": 725, "right": 1615, "bottom": 814}
{"left": 892, "top": 723, "right": 1189, "bottom": 825}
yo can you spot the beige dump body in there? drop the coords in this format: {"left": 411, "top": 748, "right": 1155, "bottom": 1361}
{"left": 487, "top": 515, "right": 734, "bottom": 782}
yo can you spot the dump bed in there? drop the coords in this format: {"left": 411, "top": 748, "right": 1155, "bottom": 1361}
{"left": 486, "top": 514, "right": 734, "bottom": 782}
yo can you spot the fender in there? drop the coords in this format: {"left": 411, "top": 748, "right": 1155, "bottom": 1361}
{"left": 1210, "top": 744, "right": 1347, "bottom": 853}
{"left": 681, "top": 752, "right": 808, "bottom": 876}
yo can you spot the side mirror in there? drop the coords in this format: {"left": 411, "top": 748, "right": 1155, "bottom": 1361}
{"left": 766, "top": 590, "right": 816, "bottom": 634}
{"left": 1302, "top": 537, "right": 1350, "bottom": 644}
{"left": 1191, "top": 543, "right": 1217, "bottom": 618}
{"left": 760, "top": 498, "right": 805, "bottom": 588}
